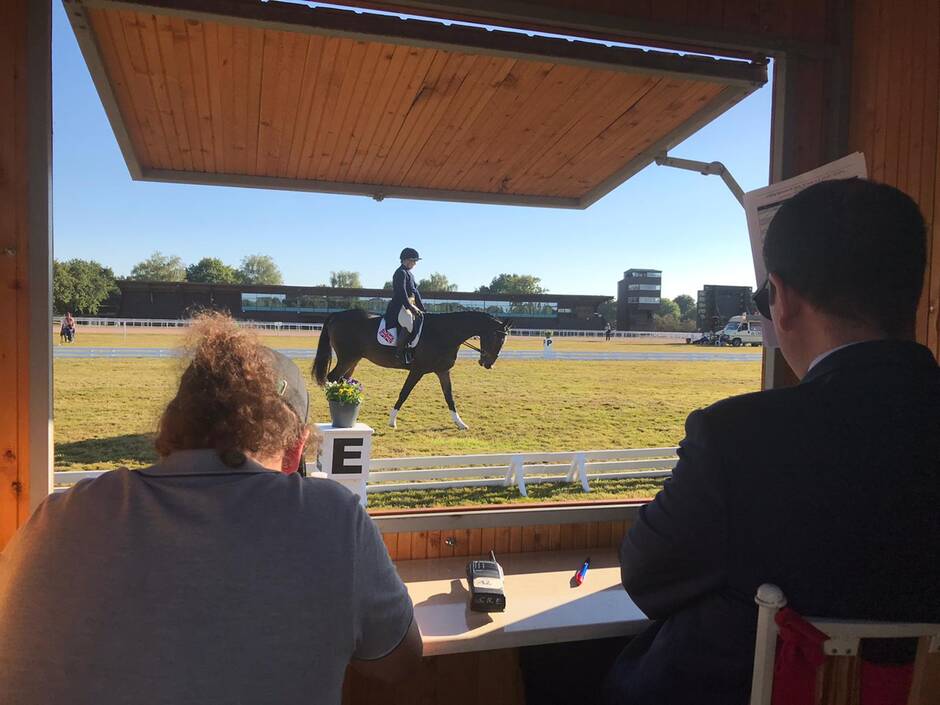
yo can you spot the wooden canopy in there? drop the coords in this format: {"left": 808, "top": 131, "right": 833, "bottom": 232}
{"left": 63, "top": 0, "right": 766, "bottom": 208}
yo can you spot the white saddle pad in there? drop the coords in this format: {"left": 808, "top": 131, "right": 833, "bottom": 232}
{"left": 377, "top": 317, "right": 423, "bottom": 348}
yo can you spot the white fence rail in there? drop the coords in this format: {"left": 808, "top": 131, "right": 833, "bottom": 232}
{"left": 54, "top": 317, "right": 693, "bottom": 338}
{"left": 54, "top": 317, "right": 324, "bottom": 332}
{"left": 54, "top": 447, "right": 678, "bottom": 496}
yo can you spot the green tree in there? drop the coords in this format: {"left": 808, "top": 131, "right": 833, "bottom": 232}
{"left": 476, "top": 273, "right": 546, "bottom": 295}
{"left": 329, "top": 270, "right": 362, "bottom": 288}
{"left": 129, "top": 251, "right": 186, "bottom": 282}
{"left": 658, "top": 297, "right": 681, "bottom": 319}
{"left": 418, "top": 272, "right": 458, "bottom": 292}
{"left": 597, "top": 299, "right": 617, "bottom": 326}
{"left": 382, "top": 280, "right": 393, "bottom": 290}
{"left": 53, "top": 259, "right": 118, "bottom": 315}
{"left": 238, "top": 254, "right": 283, "bottom": 285}
{"left": 186, "top": 257, "right": 239, "bottom": 284}
{"left": 653, "top": 312, "right": 696, "bottom": 332}
{"left": 674, "top": 294, "right": 696, "bottom": 319}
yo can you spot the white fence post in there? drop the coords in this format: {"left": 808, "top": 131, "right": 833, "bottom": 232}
{"left": 511, "top": 455, "right": 527, "bottom": 497}
{"left": 566, "top": 452, "right": 589, "bottom": 492}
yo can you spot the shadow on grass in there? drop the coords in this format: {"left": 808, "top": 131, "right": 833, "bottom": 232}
{"left": 55, "top": 433, "right": 158, "bottom": 470}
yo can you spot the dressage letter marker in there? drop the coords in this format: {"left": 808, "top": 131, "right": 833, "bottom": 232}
{"left": 315, "top": 423, "right": 373, "bottom": 505}
{"left": 332, "top": 438, "right": 364, "bottom": 474}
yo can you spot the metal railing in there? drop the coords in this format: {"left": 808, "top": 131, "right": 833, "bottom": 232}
{"left": 54, "top": 446, "right": 678, "bottom": 496}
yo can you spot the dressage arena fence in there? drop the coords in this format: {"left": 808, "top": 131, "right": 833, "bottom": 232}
{"left": 54, "top": 317, "right": 692, "bottom": 339}
{"left": 53, "top": 447, "right": 678, "bottom": 497}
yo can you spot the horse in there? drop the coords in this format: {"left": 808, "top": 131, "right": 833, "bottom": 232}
{"left": 313, "top": 309, "right": 510, "bottom": 430}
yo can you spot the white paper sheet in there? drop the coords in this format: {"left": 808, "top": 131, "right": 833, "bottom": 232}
{"left": 743, "top": 152, "right": 868, "bottom": 348}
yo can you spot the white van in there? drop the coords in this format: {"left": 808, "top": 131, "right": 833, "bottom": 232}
{"left": 721, "top": 315, "right": 763, "bottom": 347}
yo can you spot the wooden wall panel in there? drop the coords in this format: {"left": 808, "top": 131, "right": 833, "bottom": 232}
{"left": 847, "top": 0, "right": 940, "bottom": 356}
{"left": 0, "top": 0, "right": 29, "bottom": 550}
{"left": 383, "top": 520, "right": 634, "bottom": 561}
{"left": 343, "top": 648, "right": 526, "bottom": 705}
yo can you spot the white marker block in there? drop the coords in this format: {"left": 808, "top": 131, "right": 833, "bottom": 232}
{"left": 315, "top": 423, "right": 373, "bottom": 505}
{"left": 543, "top": 337, "right": 555, "bottom": 358}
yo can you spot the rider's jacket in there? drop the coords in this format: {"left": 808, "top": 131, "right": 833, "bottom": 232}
{"left": 384, "top": 265, "right": 424, "bottom": 329}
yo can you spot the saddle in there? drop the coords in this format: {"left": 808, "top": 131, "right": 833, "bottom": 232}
{"left": 377, "top": 316, "right": 424, "bottom": 348}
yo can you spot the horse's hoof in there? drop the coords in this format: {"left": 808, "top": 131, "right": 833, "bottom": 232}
{"left": 451, "top": 411, "right": 469, "bottom": 431}
{"left": 388, "top": 409, "right": 399, "bottom": 429}
{"left": 388, "top": 420, "right": 397, "bottom": 429}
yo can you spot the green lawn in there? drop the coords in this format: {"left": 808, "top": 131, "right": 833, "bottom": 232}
{"left": 54, "top": 349, "right": 760, "bottom": 507}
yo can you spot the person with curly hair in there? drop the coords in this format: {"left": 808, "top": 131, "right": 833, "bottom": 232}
{"left": 0, "top": 312, "right": 421, "bottom": 705}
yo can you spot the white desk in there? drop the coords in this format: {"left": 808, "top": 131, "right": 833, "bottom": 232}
{"left": 396, "top": 548, "right": 650, "bottom": 656}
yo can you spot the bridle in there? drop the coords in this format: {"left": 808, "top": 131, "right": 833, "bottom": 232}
{"left": 461, "top": 328, "right": 507, "bottom": 356}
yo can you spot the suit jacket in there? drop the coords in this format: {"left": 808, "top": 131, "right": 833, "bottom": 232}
{"left": 384, "top": 265, "right": 424, "bottom": 328}
{"left": 605, "top": 341, "right": 940, "bottom": 705}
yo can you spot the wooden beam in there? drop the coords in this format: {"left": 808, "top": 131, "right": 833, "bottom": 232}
{"left": 338, "top": 0, "right": 828, "bottom": 58}
{"left": 78, "top": 0, "right": 768, "bottom": 88}
{"left": 0, "top": 0, "right": 51, "bottom": 550}
{"left": 140, "top": 168, "right": 584, "bottom": 208}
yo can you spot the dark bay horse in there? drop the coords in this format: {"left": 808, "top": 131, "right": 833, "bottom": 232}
{"left": 313, "top": 309, "right": 510, "bottom": 430}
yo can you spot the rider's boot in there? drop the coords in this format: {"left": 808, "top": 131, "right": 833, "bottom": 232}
{"left": 395, "top": 333, "right": 410, "bottom": 365}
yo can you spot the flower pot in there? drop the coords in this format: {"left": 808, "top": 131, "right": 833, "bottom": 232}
{"left": 329, "top": 400, "right": 361, "bottom": 428}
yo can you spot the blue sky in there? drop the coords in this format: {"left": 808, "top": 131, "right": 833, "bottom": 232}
{"left": 51, "top": 2, "right": 771, "bottom": 300}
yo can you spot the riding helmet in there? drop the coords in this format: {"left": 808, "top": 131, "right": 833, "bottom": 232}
{"left": 400, "top": 247, "right": 421, "bottom": 261}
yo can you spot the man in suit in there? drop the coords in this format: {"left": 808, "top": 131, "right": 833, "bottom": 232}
{"left": 384, "top": 247, "right": 426, "bottom": 365}
{"left": 604, "top": 178, "right": 939, "bottom": 705}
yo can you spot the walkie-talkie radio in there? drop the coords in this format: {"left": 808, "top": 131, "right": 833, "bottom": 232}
{"left": 466, "top": 551, "right": 506, "bottom": 612}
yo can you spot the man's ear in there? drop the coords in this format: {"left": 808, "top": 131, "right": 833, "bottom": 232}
{"left": 281, "top": 428, "right": 312, "bottom": 474}
{"left": 768, "top": 272, "right": 802, "bottom": 332}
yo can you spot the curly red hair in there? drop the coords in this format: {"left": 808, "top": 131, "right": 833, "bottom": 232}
{"left": 155, "top": 312, "right": 310, "bottom": 465}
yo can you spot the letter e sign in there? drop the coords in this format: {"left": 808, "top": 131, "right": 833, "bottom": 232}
{"left": 332, "top": 437, "right": 364, "bottom": 474}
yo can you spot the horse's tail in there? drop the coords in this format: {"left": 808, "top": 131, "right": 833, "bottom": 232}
{"left": 313, "top": 316, "right": 333, "bottom": 386}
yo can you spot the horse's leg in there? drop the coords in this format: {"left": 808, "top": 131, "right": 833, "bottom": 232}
{"left": 389, "top": 369, "right": 423, "bottom": 429}
{"left": 436, "top": 369, "right": 469, "bottom": 430}
{"left": 327, "top": 357, "right": 359, "bottom": 383}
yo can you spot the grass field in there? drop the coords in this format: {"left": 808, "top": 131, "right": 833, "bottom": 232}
{"left": 53, "top": 328, "right": 761, "bottom": 508}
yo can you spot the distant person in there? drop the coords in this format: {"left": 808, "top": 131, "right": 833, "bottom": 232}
{"left": 384, "top": 247, "right": 426, "bottom": 365}
{"left": 604, "top": 179, "right": 939, "bottom": 704}
{"left": 60, "top": 311, "right": 75, "bottom": 343}
{"left": 0, "top": 312, "right": 421, "bottom": 705}
{"left": 605, "top": 322, "right": 613, "bottom": 342}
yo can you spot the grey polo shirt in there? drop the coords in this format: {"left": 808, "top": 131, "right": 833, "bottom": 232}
{"left": 0, "top": 450, "right": 413, "bottom": 705}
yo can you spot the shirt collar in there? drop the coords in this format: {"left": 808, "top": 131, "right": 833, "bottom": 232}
{"left": 806, "top": 341, "right": 866, "bottom": 374}
{"left": 140, "top": 449, "right": 276, "bottom": 477}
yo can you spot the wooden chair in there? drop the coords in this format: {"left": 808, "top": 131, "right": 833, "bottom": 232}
{"left": 749, "top": 584, "right": 940, "bottom": 705}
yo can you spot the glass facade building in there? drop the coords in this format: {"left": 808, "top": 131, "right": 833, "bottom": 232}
{"left": 117, "top": 282, "right": 604, "bottom": 329}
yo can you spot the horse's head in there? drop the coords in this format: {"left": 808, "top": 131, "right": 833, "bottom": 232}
{"left": 479, "top": 317, "right": 511, "bottom": 369}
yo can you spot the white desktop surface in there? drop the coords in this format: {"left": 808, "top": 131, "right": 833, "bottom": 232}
{"left": 396, "top": 548, "right": 650, "bottom": 656}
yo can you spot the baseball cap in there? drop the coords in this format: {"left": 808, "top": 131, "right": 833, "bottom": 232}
{"left": 266, "top": 349, "right": 310, "bottom": 475}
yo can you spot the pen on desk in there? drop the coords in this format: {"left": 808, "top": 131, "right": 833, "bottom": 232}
{"left": 574, "top": 557, "right": 590, "bottom": 586}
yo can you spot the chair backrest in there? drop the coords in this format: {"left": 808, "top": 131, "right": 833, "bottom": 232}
{"left": 749, "top": 583, "right": 940, "bottom": 705}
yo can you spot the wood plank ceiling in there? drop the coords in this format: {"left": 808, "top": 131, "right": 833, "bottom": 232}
{"left": 64, "top": 0, "right": 767, "bottom": 208}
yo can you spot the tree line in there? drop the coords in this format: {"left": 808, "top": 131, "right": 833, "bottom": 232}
{"left": 53, "top": 255, "right": 698, "bottom": 332}
{"left": 52, "top": 252, "right": 551, "bottom": 316}
{"left": 53, "top": 252, "right": 286, "bottom": 315}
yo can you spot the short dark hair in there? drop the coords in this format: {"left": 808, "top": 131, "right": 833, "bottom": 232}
{"left": 763, "top": 178, "right": 926, "bottom": 338}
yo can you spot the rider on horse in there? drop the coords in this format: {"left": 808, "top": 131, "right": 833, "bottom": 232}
{"left": 384, "top": 247, "right": 426, "bottom": 365}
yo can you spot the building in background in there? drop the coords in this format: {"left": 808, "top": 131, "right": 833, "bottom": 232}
{"left": 616, "top": 269, "right": 662, "bottom": 331}
{"left": 696, "top": 284, "right": 756, "bottom": 331}
{"left": 116, "top": 281, "right": 611, "bottom": 330}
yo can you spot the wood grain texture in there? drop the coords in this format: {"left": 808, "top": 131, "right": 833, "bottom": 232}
{"left": 343, "top": 648, "right": 525, "bottom": 705}
{"left": 0, "top": 0, "right": 27, "bottom": 550}
{"left": 80, "top": 6, "right": 753, "bottom": 202}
